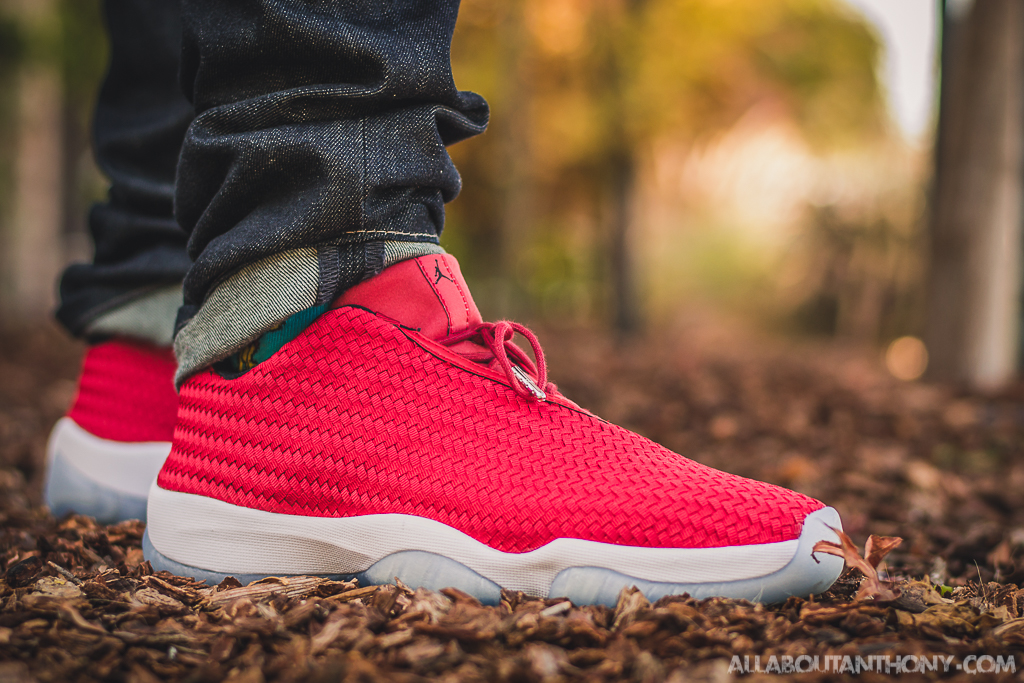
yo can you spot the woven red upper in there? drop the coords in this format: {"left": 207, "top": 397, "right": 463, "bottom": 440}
{"left": 159, "top": 257, "right": 823, "bottom": 553}
{"left": 67, "top": 340, "right": 178, "bottom": 443}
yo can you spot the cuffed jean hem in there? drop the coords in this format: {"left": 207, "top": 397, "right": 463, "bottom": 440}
{"left": 172, "top": 240, "right": 445, "bottom": 388}
{"left": 83, "top": 284, "right": 183, "bottom": 347}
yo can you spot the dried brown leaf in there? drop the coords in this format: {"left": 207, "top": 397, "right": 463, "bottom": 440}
{"left": 892, "top": 580, "right": 951, "bottom": 613}
{"left": 864, "top": 535, "right": 903, "bottom": 569}
{"left": 812, "top": 528, "right": 875, "bottom": 580}
{"left": 812, "top": 527, "right": 901, "bottom": 601}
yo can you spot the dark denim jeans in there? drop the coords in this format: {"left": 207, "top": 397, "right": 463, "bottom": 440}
{"left": 56, "top": 0, "right": 192, "bottom": 337}
{"left": 58, "top": 0, "right": 488, "bottom": 378}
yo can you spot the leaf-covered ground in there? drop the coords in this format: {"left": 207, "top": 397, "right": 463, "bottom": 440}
{"left": 3, "top": 320, "right": 1024, "bottom": 682}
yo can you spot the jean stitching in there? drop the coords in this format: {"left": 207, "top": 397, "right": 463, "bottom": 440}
{"left": 360, "top": 115, "right": 367, "bottom": 234}
{"left": 314, "top": 247, "right": 341, "bottom": 306}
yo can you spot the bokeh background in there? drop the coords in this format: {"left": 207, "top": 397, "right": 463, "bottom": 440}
{"left": 0, "top": 0, "right": 1015, "bottom": 388}
{"left": 446, "top": 0, "right": 926, "bottom": 343}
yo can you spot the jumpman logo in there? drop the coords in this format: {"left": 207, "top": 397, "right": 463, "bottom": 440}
{"left": 434, "top": 259, "right": 454, "bottom": 285}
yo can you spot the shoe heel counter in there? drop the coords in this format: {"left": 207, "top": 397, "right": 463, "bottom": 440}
{"left": 67, "top": 340, "right": 178, "bottom": 442}
{"left": 157, "top": 361, "right": 296, "bottom": 500}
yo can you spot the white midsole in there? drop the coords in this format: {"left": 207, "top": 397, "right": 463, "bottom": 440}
{"left": 47, "top": 417, "right": 172, "bottom": 498}
{"left": 147, "top": 483, "right": 842, "bottom": 596}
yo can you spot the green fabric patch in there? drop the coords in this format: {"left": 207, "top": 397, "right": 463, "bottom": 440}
{"left": 226, "top": 304, "right": 328, "bottom": 373}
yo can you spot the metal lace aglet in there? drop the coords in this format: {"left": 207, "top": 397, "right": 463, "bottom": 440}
{"left": 511, "top": 365, "right": 547, "bottom": 401}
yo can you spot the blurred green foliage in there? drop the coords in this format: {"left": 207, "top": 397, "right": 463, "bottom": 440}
{"left": 57, "top": 0, "right": 107, "bottom": 110}
{"left": 0, "top": 1, "right": 106, "bottom": 98}
{"left": 0, "top": 16, "right": 22, "bottom": 73}
{"left": 446, "top": 0, "right": 899, "bottom": 332}
{"left": 0, "top": 0, "right": 107, "bottom": 245}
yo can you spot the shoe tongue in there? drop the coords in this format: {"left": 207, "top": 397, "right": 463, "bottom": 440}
{"left": 334, "top": 254, "right": 482, "bottom": 340}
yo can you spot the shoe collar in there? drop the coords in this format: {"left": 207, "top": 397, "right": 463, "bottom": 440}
{"left": 333, "top": 254, "right": 482, "bottom": 341}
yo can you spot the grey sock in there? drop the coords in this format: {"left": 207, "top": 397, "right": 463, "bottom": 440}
{"left": 84, "top": 285, "right": 183, "bottom": 347}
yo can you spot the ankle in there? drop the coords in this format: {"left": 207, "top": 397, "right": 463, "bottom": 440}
{"left": 177, "top": 242, "right": 448, "bottom": 383}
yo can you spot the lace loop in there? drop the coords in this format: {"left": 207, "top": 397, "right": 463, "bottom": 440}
{"left": 438, "top": 321, "right": 554, "bottom": 400}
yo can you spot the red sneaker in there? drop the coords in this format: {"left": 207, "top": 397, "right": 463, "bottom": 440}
{"left": 45, "top": 340, "right": 178, "bottom": 523}
{"left": 144, "top": 255, "right": 843, "bottom": 605}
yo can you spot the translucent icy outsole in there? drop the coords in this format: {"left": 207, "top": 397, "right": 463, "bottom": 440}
{"left": 43, "top": 418, "right": 169, "bottom": 524}
{"left": 143, "top": 532, "right": 504, "bottom": 604}
{"left": 45, "top": 443, "right": 150, "bottom": 523}
{"left": 549, "top": 507, "right": 844, "bottom": 605}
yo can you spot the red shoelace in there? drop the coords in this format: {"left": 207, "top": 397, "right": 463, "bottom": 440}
{"left": 438, "top": 321, "right": 556, "bottom": 401}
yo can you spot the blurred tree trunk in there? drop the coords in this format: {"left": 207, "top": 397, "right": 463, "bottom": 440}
{"left": 60, "top": 96, "right": 89, "bottom": 261}
{"left": 492, "top": 0, "right": 533, "bottom": 319}
{"left": 608, "top": 146, "right": 638, "bottom": 334}
{"left": 925, "top": 0, "right": 1024, "bottom": 387}
{"left": 7, "top": 2, "right": 63, "bottom": 323}
{"left": 603, "top": 0, "right": 644, "bottom": 336}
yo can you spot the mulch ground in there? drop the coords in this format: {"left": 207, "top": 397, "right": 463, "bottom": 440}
{"left": 3, "top": 320, "right": 1024, "bottom": 682}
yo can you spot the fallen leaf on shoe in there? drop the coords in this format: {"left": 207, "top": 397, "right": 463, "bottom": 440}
{"left": 813, "top": 527, "right": 902, "bottom": 601}
{"left": 812, "top": 528, "right": 874, "bottom": 576}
